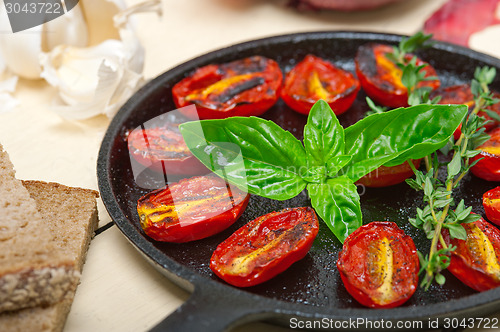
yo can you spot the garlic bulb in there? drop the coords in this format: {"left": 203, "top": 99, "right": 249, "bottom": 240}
{"left": 0, "top": 1, "right": 88, "bottom": 79}
{"left": 0, "top": 0, "right": 162, "bottom": 119}
{"left": 40, "top": 36, "right": 144, "bottom": 119}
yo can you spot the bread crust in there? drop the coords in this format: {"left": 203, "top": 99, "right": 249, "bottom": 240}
{"left": 0, "top": 180, "right": 99, "bottom": 331}
{"left": 0, "top": 146, "right": 82, "bottom": 312}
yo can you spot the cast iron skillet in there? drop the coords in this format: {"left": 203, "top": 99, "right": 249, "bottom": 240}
{"left": 97, "top": 31, "right": 500, "bottom": 331}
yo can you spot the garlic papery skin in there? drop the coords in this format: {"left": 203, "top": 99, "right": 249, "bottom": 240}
{"left": 42, "top": 4, "right": 89, "bottom": 52}
{"left": 0, "top": 0, "right": 161, "bottom": 119}
{"left": 39, "top": 0, "right": 162, "bottom": 120}
{"left": 40, "top": 37, "right": 144, "bottom": 119}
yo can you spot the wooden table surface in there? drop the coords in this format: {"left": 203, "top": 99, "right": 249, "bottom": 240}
{"left": 1, "top": 0, "right": 500, "bottom": 331}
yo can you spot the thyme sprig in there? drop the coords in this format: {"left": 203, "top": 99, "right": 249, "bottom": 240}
{"left": 363, "top": 31, "right": 498, "bottom": 290}
{"left": 386, "top": 31, "right": 434, "bottom": 64}
{"left": 406, "top": 66, "right": 496, "bottom": 290}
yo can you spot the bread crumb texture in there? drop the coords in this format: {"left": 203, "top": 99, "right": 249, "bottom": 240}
{"left": 0, "top": 298, "right": 72, "bottom": 332}
{"left": 0, "top": 143, "right": 99, "bottom": 325}
{"left": 0, "top": 267, "right": 79, "bottom": 312}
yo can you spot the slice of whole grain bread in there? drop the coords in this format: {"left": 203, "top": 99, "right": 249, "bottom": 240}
{"left": 0, "top": 145, "right": 81, "bottom": 312}
{"left": 0, "top": 181, "right": 99, "bottom": 332}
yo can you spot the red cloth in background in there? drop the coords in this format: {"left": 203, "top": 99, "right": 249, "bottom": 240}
{"left": 424, "top": 0, "right": 500, "bottom": 46}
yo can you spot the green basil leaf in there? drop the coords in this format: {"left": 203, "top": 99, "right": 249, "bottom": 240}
{"left": 307, "top": 176, "right": 362, "bottom": 243}
{"left": 342, "top": 104, "right": 467, "bottom": 181}
{"left": 326, "top": 155, "right": 352, "bottom": 177}
{"left": 302, "top": 166, "right": 327, "bottom": 183}
{"left": 303, "top": 100, "right": 345, "bottom": 166}
{"left": 180, "top": 117, "right": 307, "bottom": 200}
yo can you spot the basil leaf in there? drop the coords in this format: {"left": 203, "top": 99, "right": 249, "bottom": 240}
{"left": 302, "top": 166, "right": 327, "bottom": 183}
{"left": 180, "top": 117, "right": 307, "bottom": 200}
{"left": 303, "top": 100, "right": 345, "bottom": 166}
{"left": 326, "top": 155, "right": 352, "bottom": 177}
{"left": 343, "top": 104, "right": 467, "bottom": 181}
{"left": 308, "top": 176, "right": 362, "bottom": 243}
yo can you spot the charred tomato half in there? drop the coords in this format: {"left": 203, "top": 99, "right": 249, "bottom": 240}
{"left": 337, "top": 221, "right": 419, "bottom": 308}
{"left": 280, "top": 54, "right": 360, "bottom": 115}
{"left": 355, "top": 43, "right": 440, "bottom": 108}
{"left": 127, "top": 123, "right": 207, "bottom": 175}
{"left": 172, "top": 56, "right": 282, "bottom": 119}
{"left": 484, "top": 187, "right": 500, "bottom": 226}
{"left": 137, "top": 174, "right": 249, "bottom": 243}
{"left": 440, "top": 217, "right": 500, "bottom": 292}
{"left": 471, "top": 127, "right": 500, "bottom": 182}
{"left": 210, "top": 207, "right": 319, "bottom": 287}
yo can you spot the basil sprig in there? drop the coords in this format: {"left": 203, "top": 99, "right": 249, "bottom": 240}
{"left": 180, "top": 100, "right": 467, "bottom": 242}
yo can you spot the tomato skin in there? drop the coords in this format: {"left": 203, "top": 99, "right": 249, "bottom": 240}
{"left": 355, "top": 43, "right": 440, "bottom": 108}
{"left": 483, "top": 187, "right": 500, "bottom": 226}
{"left": 337, "top": 221, "right": 419, "bottom": 308}
{"left": 210, "top": 207, "right": 319, "bottom": 287}
{"left": 356, "top": 159, "right": 421, "bottom": 188}
{"left": 440, "top": 217, "right": 500, "bottom": 292}
{"left": 137, "top": 175, "right": 250, "bottom": 243}
{"left": 280, "top": 54, "right": 360, "bottom": 115}
{"left": 172, "top": 56, "right": 282, "bottom": 119}
{"left": 127, "top": 124, "right": 207, "bottom": 175}
{"left": 471, "top": 127, "right": 500, "bottom": 182}
{"left": 432, "top": 84, "right": 500, "bottom": 138}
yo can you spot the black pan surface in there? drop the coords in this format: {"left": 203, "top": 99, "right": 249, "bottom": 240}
{"left": 97, "top": 31, "right": 500, "bottom": 331}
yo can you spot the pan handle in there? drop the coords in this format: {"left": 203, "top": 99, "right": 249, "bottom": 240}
{"left": 149, "top": 284, "right": 273, "bottom": 332}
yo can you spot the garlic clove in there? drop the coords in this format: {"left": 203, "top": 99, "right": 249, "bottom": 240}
{"left": 0, "top": 2, "right": 90, "bottom": 79}
{"left": 1, "top": 0, "right": 159, "bottom": 119}
{"left": 40, "top": 38, "right": 144, "bottom": 119}
{"left": 39, "top": 0, "right": 162, "bottom": 120}
{"left": 0, "top": 4, "right": 44, "bottom": 79}
{"left": 80, "top": 0, "right": 125, "bottom": 46}
{"left": 42, "top": 4, "right": 89, "bottom": 52}
{"left": 50, "top": 60, "right": 122, "bottom": 120}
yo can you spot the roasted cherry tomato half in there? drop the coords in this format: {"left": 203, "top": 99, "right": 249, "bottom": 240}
{"left": 210, "top": 207, "right": 319, "bottom": 287}
{"left": 440, "top": 217, "right": 500, "bottom": 291}
{"left": 172, "top": 56, "right": 282, "bottom": 119}
{"left": 337, "top": 221, "right": 419, "bottom": 308}
{"left": 432, "top": 84, "right": 500, "bottom": 139}
{"left": 355, "top": 43, "right": 440, "bottom": 108}
{"left": 127, "top": 123, "right": 207, "bottom": 175}
{"left": 356, "top": 159, "right": 421, "bottom": 188}
{"left": 280, "top": 54, "right": 360, "bottom": 115}
{"left": 483, "top": 187, "right": 500, "bottom": 226}
{"left": 471, "top": 127, "right": 500, "bottom": 182}
{"left": 137, "top": 175, "right": 250, "bottom": 243}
